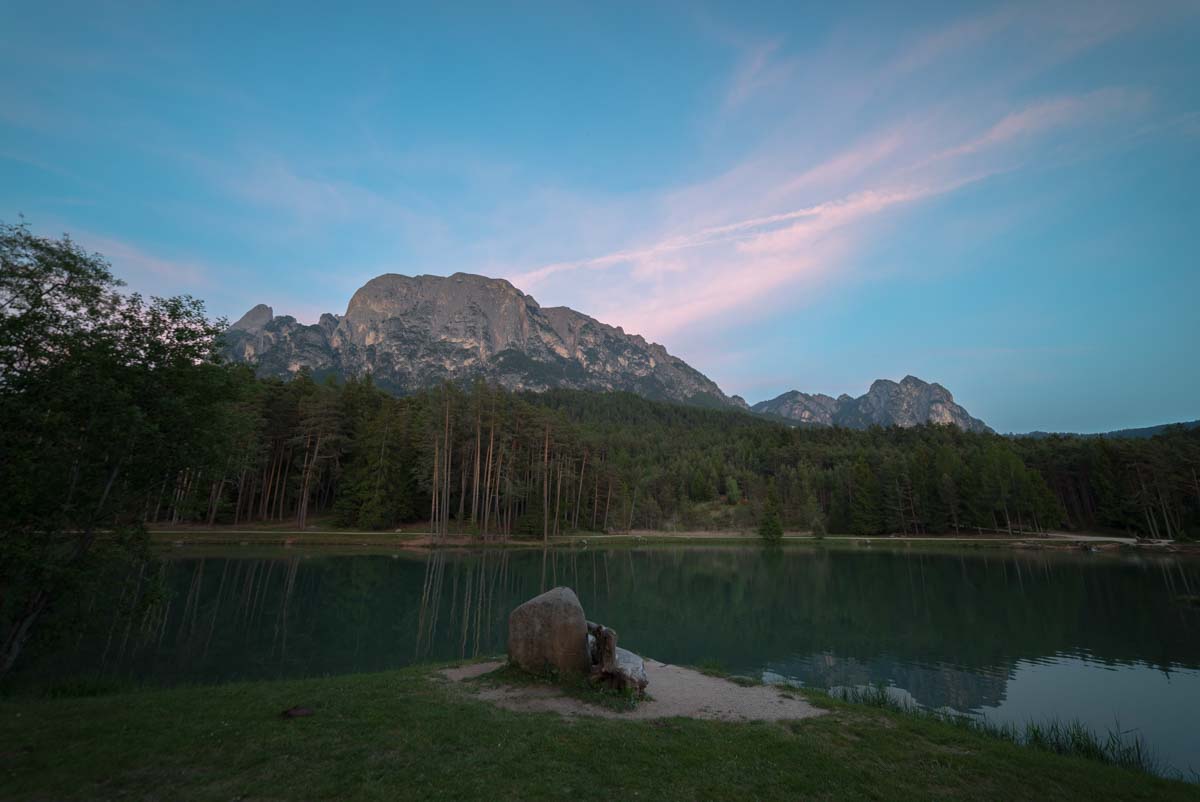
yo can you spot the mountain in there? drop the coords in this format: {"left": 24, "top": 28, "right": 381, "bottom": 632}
{"left": 223, "top": 272, "right": 735, "bottom": 406}
{"left": 753, "top": 376, "right": 992, "bottom": 433}
{"left": 750, "top": 390, "right": 842, "bottom": 426}
{"left": 224, "top": 275, "right": 995, "bottom": 430}
{"left": 1015, "top": 420, "right": 1200, "bottom": 440}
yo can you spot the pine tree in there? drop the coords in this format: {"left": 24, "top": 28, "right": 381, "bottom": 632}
{"left": 759, "top": 478, "right": 784, "bottom": 542}
{"left": 850, "top": 457, "right": 883, "bottom": 535}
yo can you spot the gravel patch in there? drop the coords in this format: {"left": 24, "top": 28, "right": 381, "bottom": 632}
{"left": 441, "top": 659, "right": 825, "bottom": 722}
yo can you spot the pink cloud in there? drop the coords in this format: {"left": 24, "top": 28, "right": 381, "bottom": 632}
{"left": 935, "top": 88, "right": 1149, "bottom": 163}
{"left": 510, "top": 80, "right": 1149, "bottom": 345}
{"left": 886, "top": 8, "right": 1019, "bottom": 77}
{"left": 761, "top": 131, "right": 909, "bottom": 208}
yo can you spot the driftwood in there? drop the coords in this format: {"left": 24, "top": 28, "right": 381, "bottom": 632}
{"left": 586, "top": 621, "right": 648, "bottom": 696}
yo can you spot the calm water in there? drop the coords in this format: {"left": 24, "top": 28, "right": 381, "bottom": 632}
{"left": 22, "top": 545, "right": 1200, "bottom": 775}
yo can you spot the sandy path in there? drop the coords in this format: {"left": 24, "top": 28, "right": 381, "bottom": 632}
{"left": 559, "top": 530, "right": 1142, "bottom": 544}
{"left": 441, "top": 660, "right": 825, "bottom": 722}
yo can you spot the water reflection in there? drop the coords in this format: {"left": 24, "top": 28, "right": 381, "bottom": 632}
{"left": 20, "top": 545, "right": 1200, "bottom": 774}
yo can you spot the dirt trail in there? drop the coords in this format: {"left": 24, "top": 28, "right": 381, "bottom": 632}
{"left": 441, "top": 660, "right": 825, "bottom": 722}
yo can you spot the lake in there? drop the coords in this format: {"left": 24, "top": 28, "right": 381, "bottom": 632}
{"left": 21, "top": 544, "right": 1200, "bottom": 776}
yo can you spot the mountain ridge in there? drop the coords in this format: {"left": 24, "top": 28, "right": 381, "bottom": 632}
{"left": 224, "top": 271, "right": 991, "bottom": 432}
{"left": 1012, "top": 420, "right": 1200, "bottom": 440}
{"left": 752, "top": 375, "right": 992, "bottom": 433}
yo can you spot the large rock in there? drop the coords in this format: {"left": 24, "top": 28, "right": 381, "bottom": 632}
{"left": 613, "top": 647, "right": 648, "bottom": 695}
{"left": 507, "top": 587, "right": 590, "bottom": 676}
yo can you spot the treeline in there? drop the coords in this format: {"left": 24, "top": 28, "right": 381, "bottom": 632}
{"left": 153, "top": 373, "right": 1200, "bottom": 542}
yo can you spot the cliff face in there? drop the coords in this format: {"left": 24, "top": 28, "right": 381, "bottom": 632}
{"left": 226, "top": 305, "right": 340, "bottom": 377}
{"left": 751, "top": 390, "right": 842, "bottom": 426}
{"left": 752, "top": 375, "right": 991, "bottom": 433}
{"left": 223, "top": 272, "right": 733, "bottom": 406}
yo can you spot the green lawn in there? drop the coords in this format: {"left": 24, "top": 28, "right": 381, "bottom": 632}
{"left": 2, "top": 665, "right": 1196, "bottom": 801}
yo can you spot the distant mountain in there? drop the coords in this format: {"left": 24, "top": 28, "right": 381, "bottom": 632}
{"left": 752, "top": 390, "right": 843, "bottom": 426}
{"left": 1015, "top": 420, "right": 1200, "bottom": 440}
{"left": 752, "top": 376, "right": 992, "bottom": 433}
{"left": 223, "top": 272, "right": 736, "bottom": 406}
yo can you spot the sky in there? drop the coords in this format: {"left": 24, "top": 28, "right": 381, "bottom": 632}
{"left": 2, "top": 1, "right": 1198, "bottom": 433}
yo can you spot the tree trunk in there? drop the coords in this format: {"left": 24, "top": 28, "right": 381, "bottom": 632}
{"left": 574, "top": 450, "right": 588, "bottom": 531}
{"left": 471, "top": 411, "right": 482, "bottom": 525}
{"left": 297, "top": 434, "right": 322, "bottom": 529}
{"left": 457, "top": 444, "right": 468, "bottom": 532}
{"left": 592, "top": 467, "right": 600, "bottom": 531}
{"left": 542, "top": 424, "right": 551, "bottom": 542}
{"left": 0, "top": 590, "right": 49, "bottom": 675}
{"left": 603, "top": 478, "right": 612, "bottom": 532}
{"left": 430, "top": 440, "right": 440, "bottom": 537}
{"left": 553, "top": 456, "right": 565, "bottom": 537}
{"left": 481, "top": 419, "right": 495, "bottom": 538}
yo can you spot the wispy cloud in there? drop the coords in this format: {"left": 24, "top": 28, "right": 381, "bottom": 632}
{"left": 932, "top": 88, "right": 1149, "bottom": 164}
{"left": 499, "top": 2, "right": 1165, "bottom": 346}
{"left": 77, "top": 233, "right": 212, "bottom": 292}
{"left": 224, "top": 159, "right": 426, "bottom": 230}
{"left": 512, "top": 82, "right": 1144, "bottom": 342}
{"left": 722, "top": 39, "right": 797, "bottom": 109}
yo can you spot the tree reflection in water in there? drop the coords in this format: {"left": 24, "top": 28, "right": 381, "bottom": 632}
{"left": 15, "top": 545, "right": 1200, "bottom": 771}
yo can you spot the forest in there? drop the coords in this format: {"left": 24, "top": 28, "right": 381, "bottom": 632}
{"left": 3, "top": 222, "right": 1200, "bottom": 674}
{"left": 145, "top": 372, "right": 1200, "bottom": 542}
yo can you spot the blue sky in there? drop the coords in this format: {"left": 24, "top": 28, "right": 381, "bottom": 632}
{"left": 2, "top": 1, "right": 1197, "bottom": 433}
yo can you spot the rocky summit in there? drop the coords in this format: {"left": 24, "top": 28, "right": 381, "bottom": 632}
{"left": 752, "top": 376, "right": 991, "bottom": 433}
{"left": 223, "top": 272, "right": 734, "bottom": 406}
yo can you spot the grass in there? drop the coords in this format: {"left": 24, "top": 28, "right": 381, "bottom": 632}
{"left": 820, "top": 683, "right": 1169, "bottom": 777}
{"left": 2, "top": 664, "right": 1197, "bottom": 801}
{"left": 691, "top": 663, "right": 1177, "bottom": 779}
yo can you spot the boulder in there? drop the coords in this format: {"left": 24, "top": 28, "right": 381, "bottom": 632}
{"left": 508, "top": 587, "right": 590, "bottom": 676}
{"left": 613, "top": 647, "right": 648, "bottom": 695}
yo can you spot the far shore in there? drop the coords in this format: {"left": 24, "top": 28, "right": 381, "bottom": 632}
{"left": 144, "top": 523, "right": 1194, "bottom": 553}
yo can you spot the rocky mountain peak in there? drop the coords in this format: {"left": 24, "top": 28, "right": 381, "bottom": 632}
{"left": 753, "top": 376, "right": 990, "bottom": 433}
{"left": 229, "top": 304, "right": 274, "bottom": 332}
{"left": 318, "top": 313, "right": 340, "bottom": 335}
{"left": 222, "top": 271, "right": 734, "bottom": 406}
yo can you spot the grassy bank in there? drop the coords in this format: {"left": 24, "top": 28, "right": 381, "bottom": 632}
{"left": 2, "top": 664, "right": 1196, "bottom": 801}
{"left": 825, "top": 684, "right": 1167, "bottom": 776}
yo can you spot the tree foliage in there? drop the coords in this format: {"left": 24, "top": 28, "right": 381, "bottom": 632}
{"left": 0, "top": 222, "right": 233, "bottom": 673}
{"left": 759, "top": 479, "right": 783, "bottom": 542}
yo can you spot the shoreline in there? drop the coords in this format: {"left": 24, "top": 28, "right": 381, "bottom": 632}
{"left": 145, "top": 524, "right": 1192, "bottom": 554}
{"left": 3, "top": 660, "right": 1195, "bottom": 800}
